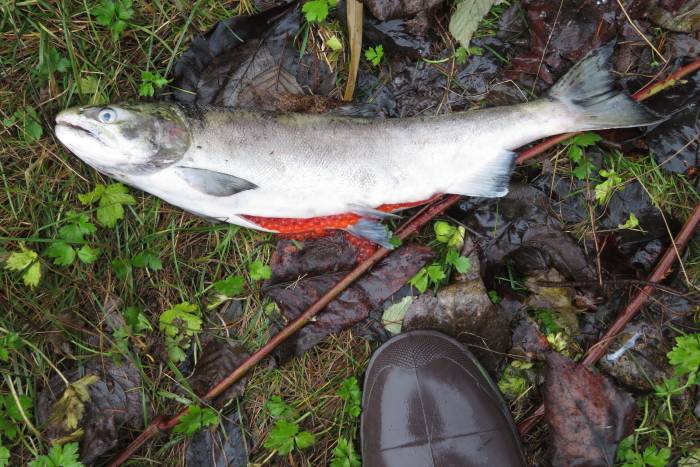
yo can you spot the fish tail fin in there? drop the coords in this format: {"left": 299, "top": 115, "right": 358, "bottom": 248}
{"left": 548, "top": 43, "right": 665, "bottom": 130}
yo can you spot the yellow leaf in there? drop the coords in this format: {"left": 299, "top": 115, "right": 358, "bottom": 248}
{"left": 47, "top": 375, "right": 100, "bottom": 432}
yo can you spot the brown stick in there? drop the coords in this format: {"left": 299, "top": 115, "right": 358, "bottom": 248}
{"left": 108, "top": 57, "right": 700, "bottom": 466}
{"left": 518, "top": 202, "right": 700, "bottom": 436}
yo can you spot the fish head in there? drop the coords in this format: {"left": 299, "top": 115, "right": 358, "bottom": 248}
{"left": 55, "top": 103, "right": 191, "bottom": 175}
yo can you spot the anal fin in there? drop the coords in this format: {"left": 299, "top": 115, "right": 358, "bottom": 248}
{"left": 345, "top": 219, "right": 394, "bottom": 249}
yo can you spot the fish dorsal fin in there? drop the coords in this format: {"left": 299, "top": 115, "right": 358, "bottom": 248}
{"left": 175, "top": 167, "right": 258, "bottom": 197}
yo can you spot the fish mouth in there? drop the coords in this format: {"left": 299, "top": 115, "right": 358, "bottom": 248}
{"left": 56, "top": 121, "right": 97, "bottom": 139}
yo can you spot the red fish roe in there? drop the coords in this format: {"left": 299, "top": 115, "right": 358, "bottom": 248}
{"left": 241, "top": 194, "right": 443, "bottom": 256}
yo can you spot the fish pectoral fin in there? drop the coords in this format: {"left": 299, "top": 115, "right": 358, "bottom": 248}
{"left": 348, "top": 204, "right": 401, "bottom": 220}
{"left": 175, "top": 167, "right": 258, "bottom": 197}
{"left": 345, "top": 219, "right": 394, "bottom": 249}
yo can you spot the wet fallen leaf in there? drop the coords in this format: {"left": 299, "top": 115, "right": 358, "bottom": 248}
{"left": 263, "top": 233, "right": 434, "bottom": 356}
{"left": 544, "top": 352, "right": 637, "bottom": 467}
{"left": 186, "top": 411, "right": 248, "bottom": 467}
{"left": 37, "top": 357, "right": 150, "bottom": 464}
{"left": 449, "top": 0, "right": 498, "bottom": 49}
{"left": 381, "top": 296, "right": 413, "bottom": 334}
{"left": 189, "top": 339, "right": 250, "bottom": 408}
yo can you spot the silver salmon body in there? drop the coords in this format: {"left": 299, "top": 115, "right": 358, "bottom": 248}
{"left": 55, "top": 45, "right": 661, "bottom": 247}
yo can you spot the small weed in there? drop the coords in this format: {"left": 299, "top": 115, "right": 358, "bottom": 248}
{"left": 263, "top": 396, "right": 315, "bottom": 456}
{"left": 3, "top": 106, "right": 43, "bottom": 143}
{"left": 364, "top": 45, "right": 384, "bottom": 67}
{"left": 454, "top": 45, "right": 483, "bottom": 64}
{"left": 78, "top": 183, "right": 136, "bottom": 228}
{"left": 330, "top": 438, "right": 361, "bottom": 467}
{"left": 139, "top": 71, "right": 170, "bottom": 98}
{"left": 302, "top": 0, "right": 338, "bottom": 23}
{"left": 248, "top": 260, "right": 272, "bottom": 281}
{"left": 337, "top": 377, "right": 361, "bottom": 417}
{"left": 618, "top": 213, "right": 641, "bottom": 230}
{"left": 565, "top": 132, "right": 601, "bottom": 180}
{"left": 92, "top": 0, "right": 135, "bottom": 41}
{"left": 28, "top": 442, "right": 83, "bottom": 467}
{"left": 4, "top": 245, "right": 41, "bottom": 288}
{"left": 617, "top": 437, "right": 671, "bottom": 467}
{"left": 158, "top": 302, "right": 202, "bottom": 363}
{"left": 409, "top": 221, "right": 470, "bottom": 293}
{"left": 595, "top": 168, "right": 623, "bottom": 205}
{"left": 173, "top": 405, "right": 219, "bottom": 436}
{"left": 0, "top": 394, "right": 32, "bottom": 441}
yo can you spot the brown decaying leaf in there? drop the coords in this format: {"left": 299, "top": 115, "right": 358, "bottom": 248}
{"left": 189, "top": 339, "right": 250, "bottom": 409}
{"left": 38, "top": 357, "right": 149, "bottom": 464}
{"left": 544, "top": 352, "right": 637, "bottom": 467}
{"left": 45, "top": 375, "right": 100, "bottom": 433}
{"left": 186, "top": 411, "right": 248, "bottom": 467}
{"left": 263, "top": 233, "right": 434, "bottom": 355}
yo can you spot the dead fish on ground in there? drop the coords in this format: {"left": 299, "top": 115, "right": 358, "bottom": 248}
{"left": 55, "top": 45, "right": 662, "bottom": 248}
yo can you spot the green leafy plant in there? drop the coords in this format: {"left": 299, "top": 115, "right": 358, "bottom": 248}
{"left": 0, "top": 394, "right": 32, "bottom": 441}
{"left": 565, "top": 132, "right": 601, "bottom": 180}
{"left": 111, "top": 258, "right": 132, "bottom": 280}
{"left": 302, "top": 0, "right": 337, "bottom": 23}
{"left": 594, "top": 168, "right": 622, "bottom": 205}
{"left": 159, "top": 302, "right": 202, "bottom": 363}
{"left": 618, "top": 212, "right": 640, "bottom": 230}
{"left": 364, "top": 45, "right": 384, "bottom": 67}
{"left": 3, "top": 106, "right": 43, "bottom": 143}
{"left": 337, "top": 377, "right": 361, "bottom": 417}
{"left": 45, "top": 211, "right": 100, "bottom": 267}
{"left": 654, "top": 333, "right": 700, "bottom": 420}
{"left": 139, "top": 70, "right": 170, "bottom": 97}
{"left": 4, "top": 245, "right": 41, "bottom": 288}
{"left": 454, "top": 45, "right": 483, "bottom": 64}
{"left": 78, "top": 183, "right": 136, "bottom": 228}
{"left": 498, "top": 361, "right": 532, "bottom": 400}
{"left": 248, "top": 260, "right": 271, "bottom": 281}
{"left": 131, "top": 250, "right": 162, "bottom": 271}
{"left": 263, "top": 396, "right": 315, "bottom": 456}
{"left": 93, "top": 0, "right": 134, "bottom": 41}
{"left": 173, "top": 405, "right": 219, "bottom": 436}
{"left": 0, "top": 333, "right": 22, "bottom": 362}
{"left": 264, "top": 419, "right": 315, "bottom": 455}
{"left": 409, "top": 221, "right": 471, "bottom": 293}
{"left": 617, "top": 437, "right": 671, "bottom": 467}
{"left": 36, "top": 47, "right": 70, "bottom": 80}
{"left": 0, "top": 445, "right": 9, "bottom": 467}
{"left": 209, "top": 274, "right": 246, "bottom": 309}
{"left": 124, "top": 306, "right": 152, "bottom": 334}
{"left": 28, "top": 442, "right": 83, "bottom": 467}
{"left": 330, "top": 438, "right": 361, "bottom": 467}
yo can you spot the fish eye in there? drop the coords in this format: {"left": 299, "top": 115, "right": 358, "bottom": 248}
{"left": 98, "top": 108, "right": 117, "bottom": 124}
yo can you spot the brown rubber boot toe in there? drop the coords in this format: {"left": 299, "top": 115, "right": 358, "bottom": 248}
{"left": 361, "top": 330, "right": 526, "bottom": 467}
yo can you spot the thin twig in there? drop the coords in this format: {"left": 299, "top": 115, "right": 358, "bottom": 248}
{"left": 108, "top": 55, "right": 700, "bottom": 467}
